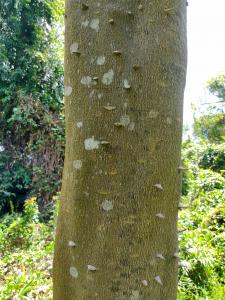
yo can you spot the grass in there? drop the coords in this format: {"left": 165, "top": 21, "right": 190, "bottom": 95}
{"left": 0, "top": 225, "right": 53, "bottom": 299}
{"left": 0, "top": 198, "right": 54, "bottom": 300}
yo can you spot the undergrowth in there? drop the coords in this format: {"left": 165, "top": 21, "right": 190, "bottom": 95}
{"left": 0, "top": 142, "right": 225, "bottom": 299}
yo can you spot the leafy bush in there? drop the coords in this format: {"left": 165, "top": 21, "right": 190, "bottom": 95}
{"left": 207, "top": 75, "right": 225, "bottom": 101}
{"left": 193, "top": 75, "right": 225, "bottom": 143}
{"left": 0, "top": 197, "right": 39, "bottom": 251}
{"left": 0, "top": 197, "right": 55, "bottom": 299}
{"left": 178, "top": 139, "right": 225, "bottom": 299}
{"left": 194, "top": 111, "right": 225, "bottom": 142}
{"left": 199, "top": 144, "right": 225, "bottom": 173}
{"left": 0, "top": 0, "right": 64, "bottom": 214}
{"left": 0, "top": 95, "right": 64, "bottom": 214}
{"left": 0, "top": 150, "right": 32, "bottom": 213}
{"left": 193, "top": 169, "right": 225, "bottom": 192}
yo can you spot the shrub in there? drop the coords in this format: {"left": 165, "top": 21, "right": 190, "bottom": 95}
{"left": 199, "top": 144, "right": 225, "bottom": 173}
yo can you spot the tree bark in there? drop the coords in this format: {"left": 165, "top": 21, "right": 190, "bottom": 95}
{"left": 53, "top": 1, "right": 187, "bottom": 299}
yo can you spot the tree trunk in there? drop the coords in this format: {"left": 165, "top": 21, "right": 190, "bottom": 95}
{"left": 53, "top": 1, "right": 187, "bottom": 299}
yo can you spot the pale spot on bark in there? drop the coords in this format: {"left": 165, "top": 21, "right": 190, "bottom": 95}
{"left": 64, "top": 86, "right": 72, "bottom": 96}
{"left": 113, "top": 50, "right": 122, "bottom": 56}
{"left": 98, "top": 93, "right": 103, "bottom": 99}
{"left": 120, "top": 115, "right": 130, "bottom": 127}
{"left": 81, "top": 19, "right": 89, "bottom": 27}
{"left": 76, "top": 122, "right": 83, "bottom": 128}
{"left": 130, "top": 290, "right": 140, "bottom": 300}
{"left": 103, "top": 105, "right": 116, "bottom": 111}
{"left": 124, "top": 79, "right": 131, "bottom": 89}
{"left": 114, "top": 122, "right": 123, "bottom": 128}
{"left": 102, "top": 69, "right": 114, "bottom": 85}
{"left": 68, "top": 241, "right": 77, "bottom": 247}
{"left": 73, "top": 160, "right": 82, "bottom": 170}
{"left": 156, "top": 253, "right": 166, "bottom": 260}
{"left": 142, "top": 280, "right": 148, "bottom": 286}
{"left": 87, "top": 265, "right": 97, "bottom": 271}
{"left": 155, "top": 275, "right": 163, "bottom": 285}
{"left": 70, "top": 266, "right": 79, "bottom": 278}
{"left": 102, "top": 200, "right": 113, "bottom": 211}
{"left": 154, "top": 183, "right": 163, "bottom": 190}
{"left": 149, "top": 110, "right": 159, "bottom": 118}
{"left": 97, "top": 56, "right": 106, "bottom": 65}
{"left": 84, "top": 137, "right": 100, "bottom": 150}
{"left": 70, "top": 42, "right": 79, "bottom": 54}
{"left": 81, "top": 76, "right": 95, "bottom": 88}
{"left": 155, "top": 213, "right": 165, "bottom": 219}
{"left": 89, "top": 18, "right": 100, "bottom": 32}
{"left": 100, "top": 141, "right": 110, "bottom": 145}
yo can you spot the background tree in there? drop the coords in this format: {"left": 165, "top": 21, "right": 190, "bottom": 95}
{"left": 177, "top": 74, "right": 225, "bottom": 298}
{"left": 207, "top": 75, "right": 225, "bottom": 103}
{"left": 54, "top": 1, "right": 187, "bottom": 299}
{"left": 0, "top": 0, "right": 64, "bottom": 214}
{"left": 194, "top": 75, "right": 225, "bottom": 143}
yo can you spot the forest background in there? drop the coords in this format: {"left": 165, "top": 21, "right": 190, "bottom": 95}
{"left": 0, "top": 0, "right": 225, "bottom": 299}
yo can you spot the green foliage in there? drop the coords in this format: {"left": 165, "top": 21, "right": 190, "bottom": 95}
{"left": 207, "top": 75, "right": 225, "bottom": 101}
{"left": 199, "top": 144, "right": 225, "bottom": 173}
{"left": 0, "top": 0, "right": 64, "bottom": 213}
{"left": 178, "top": 140, "right": 225, "bottom": 299}
{"left": 0, "top": 197, "right": 39, "bottom": 251}
{"left": 0, "top": 150, "right": 32, "bottom": 212}
{"left": 194, "top": 109, "right": 225, "bottom": 142}
{"left": 193, "top": 74, "right": 225, "bottom": 143}
{"left": 0, "top": 197, "right": 54, "bottom": 299}
{"left": 0, "top": 93, "right": 64, "bottom": 213}
{"left": 181, "top": 139, "right": 201, "bottom": 196}
{"left": 193, "top": 169, "right": 225, "bottom": 192}
{"left": 0, "top": 0, "right": 64, "bottom": 112}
